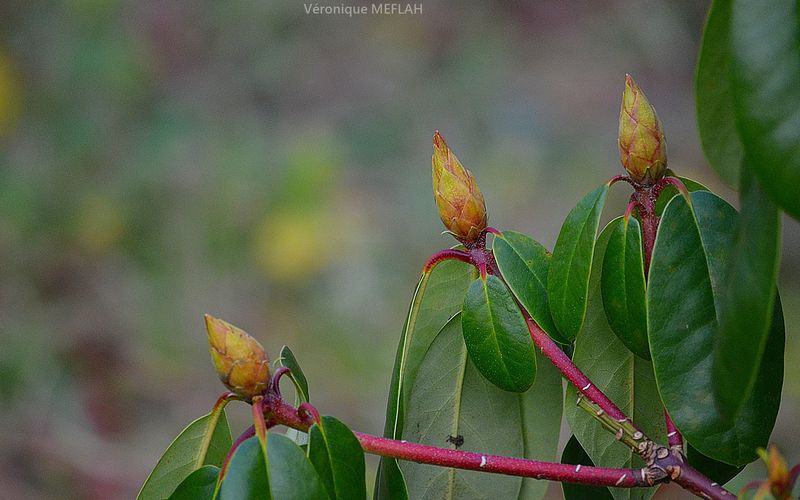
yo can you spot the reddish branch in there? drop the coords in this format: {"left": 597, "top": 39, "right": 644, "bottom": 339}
{"left": 260, "top": 395, "right": 647, "bottom": 488}
{"left": 664, "top": 411, "right": 683, "bottom": 450}
{"left": 524, "top": 316, "right": 630, "bottom": 423}
{"left": 255, "top": 392, "right": 733, "bottom": 499}
{"left": 635, "top": 176, "right": 688, "bottom": 451}
{"left": 422, "top": 248, "right": 472, "bottom": 273}
{"left": 355, "top": 431, "right": 645, "bottom": 487}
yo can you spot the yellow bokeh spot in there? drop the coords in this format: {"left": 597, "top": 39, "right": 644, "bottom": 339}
{"left": 0, "top": 48, "right": 22, "bottom": 136}
{"left": 253, "top": 210, "right": 336, "bottom": 284}
{"left": 75, "top": 195, "right": 126, "bottom": 254}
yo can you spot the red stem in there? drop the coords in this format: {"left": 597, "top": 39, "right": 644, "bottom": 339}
{"left": 636, "top": 177, "right": 685, "bottom": 450}
{"left": 674, "top": 463, "right": 736, "bottom": 499}
{"left": 636, "top": 186, "right": 658, "bottom": 274}
{"left": 790, "top": 463, "right": 800, "bottom": 490}
{"left": 422, "top": 248, "right": 472, "bottom": 273}
{"left": 624, "top": 199, "right": 638, "bottom": 220}
{"left": 609, "top": 174, "right": 636, "bottom": 187}
{"left": 525, "top": 316, "right": 631, "bottom": 423}
{"left": 259, "top": 394, "right": 734, "bottom": 498}
{"left": 354, "top": 431, "right": 645, "bottom": 487}
{"left": 219, "top": 425, "right": 255, "bottom": 479}
{"left": 664, "top": 411, "right": 683, "bottom": 449}
{"left": 262, "top": 396, "right": 646, "bottom": 487}
{"left": 212, "top": 391, "right": 238, "bottom": 412}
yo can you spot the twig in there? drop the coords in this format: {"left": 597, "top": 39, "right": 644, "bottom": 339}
{"left": 261, "top": 396, "right": 646, "bottom": 488}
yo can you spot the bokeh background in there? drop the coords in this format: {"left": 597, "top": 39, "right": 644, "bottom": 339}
{"left": 1, "top": 1, "right": 798, "bottom": 498}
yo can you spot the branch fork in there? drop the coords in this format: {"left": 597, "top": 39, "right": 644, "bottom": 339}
{"left": 418, "top": 207, "right": 733, "bottom": 499}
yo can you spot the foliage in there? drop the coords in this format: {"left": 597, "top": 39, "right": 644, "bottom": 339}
{"left": 139, "top": 2, "right": 800, "bottom": 498}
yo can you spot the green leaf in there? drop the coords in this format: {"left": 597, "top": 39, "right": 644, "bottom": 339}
{"left": 686, "top": 445, "right": 743, "bottom": 486}
{"left": 375, "top": 258, "right": 475, "bottom": 500}
{"left": 277, "top": 345, "right": 309, "bottom": 403}
{"left": 218, "top": 438, "right": 270, "bottom": 500}
{"left": 560, "top": 436, "right": 613, "bottom": 500}
{"left": 308, "top": 416, "right": 366, "bottom": 500}
{"left": 654, "top": 175, "right": 708, "bottom": 216}
{"left": 462, "top": 275, "right": 536, "bottom": 393}
{"left": 714, "top": 169, "right": 780, "bottom": 418}
{"left": 267, "top": 433, "right": 330, "bottom": 500}
{"left": 565, "top": 220, "right": 664, "bottom": 500}
{"left": 695, "top": 0, "right": 742, "bottom": 188}
{"left": 277, "top": 346, "right": 310, "bottom": 445}
{"left": 220, "top": 435, "right": 330, "bottom": 500}
{"left": 169, "top": 466, "right": 220, "bottom": 500}
{"left": 138, "top": 409, "right": 232, "bottom": 500}
{"left": 730, "top": 0, "right": 800, "bottom": 219}
{"left": 493, "top": 231, "right": 566, "bottom": 344}
{"left": 548, "top": 184, "right": 609, "bottom": 341}
{"left": 601, "top": 217, "right": 649, "bottom": 360}
{"left": 400, "top": 314, "right": 559, "bottom": 500}
{"left": 647, "top": 191, "right": 784, "bottom": 465}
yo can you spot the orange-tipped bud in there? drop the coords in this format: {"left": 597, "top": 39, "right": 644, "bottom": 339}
{"left": 204, "top": 314, "right": 270, "bottom": 400}
{"left": 758, "top": 445, "right": 790, "bottom": 499}
{"left": 432, "top": 131, "right": 487, "bottom": 242}
{"left": 618, "top": 75, "right": 667, "bottom": 184}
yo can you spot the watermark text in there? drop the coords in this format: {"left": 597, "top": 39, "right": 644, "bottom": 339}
{"left": 304, "top": 3, "right": 423, "bottom": 16}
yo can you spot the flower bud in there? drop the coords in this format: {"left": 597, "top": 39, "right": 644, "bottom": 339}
{"left": 432, "top": 131, "right": 487, "bottom": 242}
{"left": 204, "top": 314, "right": 270, "bottom": 400}
{"left": 618, "top": 75, "right": 667, "bottom": 184}
{"left": 758, "top": 445, "right": 790, "bottom": 497}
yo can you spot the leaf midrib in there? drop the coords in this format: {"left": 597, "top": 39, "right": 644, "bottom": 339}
{"left": 552, "top": 187, "right": 606, "bottom": 336}
{"left": 482, "top": 278, "right": 513, "bottom": 382}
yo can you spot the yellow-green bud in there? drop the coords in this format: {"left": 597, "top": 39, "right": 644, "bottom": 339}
{"left": 204, "top": 314, "right": 270, "bottom": 400}
{"left": 618, "top": 75, "right": 667, "bottom": 184}
{"left": 758, "top": 445, "right": 790, "bottom": 498}
{"left": 431, "top": 131, "right": 487, "bottom": 242}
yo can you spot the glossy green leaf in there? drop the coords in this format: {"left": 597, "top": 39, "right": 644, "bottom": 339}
{"left": 695, "top": 0, "right": 742, "bottom": 188}
{"left": 277, "top": 345, "right": 309, "bottom": 403}
{"left": 462, "top": 275, "right": 536, "bottom": 393}
{"left": 170, "top": 466, "right": 219, "bottom": 500}
{"left": 548, "top": 184, "right": 609, "bottom": 341}
{"left": 601, "top": 216, "right": 649, "bottom": 360}
{"left": 565, "top": 221, "right": 664, "bottom": 500}
{"left": 308, "top": 416, "right": 366, "bottom": 500}
{"left": 218, "top": 438, "right": 270, "bottom": 500}
{"left": 400, "top": 314, "right": 561, "bottom": 500}
{"left": 654, "top": 176, "right": 708, "bottom": 217}
{"left": 375, "top": 258, "right": 475, "bottom": 500}
{"left": 648, "top": 191, "right": 784, "bottom": 465}
{"left": 560, "top": 436, "right": 613, "bottom": 500}
{"left": 686, "top": 445, "right": 743, "bottom": 486}
{"left": 220, "top": 435, "right": 330, "bottom": 500}
{"left": 714, "top": 169, "right": 780, "bottom": 418}
{"left": 730, "top": 0, "right": 800, "bottom": 219}
{"left": 138, "top": 409, "right": 232, "bottom": 500}
{"left": 267, "top": 433, "right": 330, "bottom": 500}
{"left": 493, "top": 231, "right": 566, "bottom": 343}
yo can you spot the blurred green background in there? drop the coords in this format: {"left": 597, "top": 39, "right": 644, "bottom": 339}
{"left": 0, "top": 1, "right": 797, "bottom": 498}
